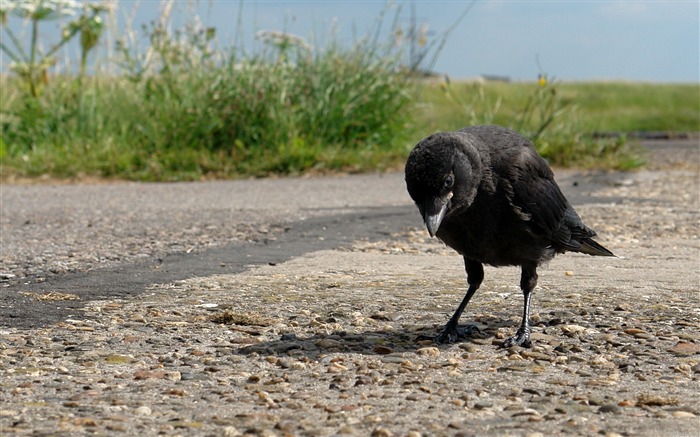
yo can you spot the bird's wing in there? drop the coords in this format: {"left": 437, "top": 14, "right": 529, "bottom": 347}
{"left": 506, "top": 149, "right": 586, "bottom": 250}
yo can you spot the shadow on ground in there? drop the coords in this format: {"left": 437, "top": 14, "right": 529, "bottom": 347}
{"left": 232, "top": 321, "right": 519, "bottom": 357}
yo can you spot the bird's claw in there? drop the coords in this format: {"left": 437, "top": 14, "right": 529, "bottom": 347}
{"left": 501, "top": 327, "right": 531, "bottom": 348}
{"left": 435, "top": 324, "right": 481, "bottom": 344}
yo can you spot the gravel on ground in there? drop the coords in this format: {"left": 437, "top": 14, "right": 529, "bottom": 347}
{"left": 0, "top": 139, "right": 698, "bottom": 436}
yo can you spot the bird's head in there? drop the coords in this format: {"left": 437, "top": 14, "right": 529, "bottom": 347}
{"left": 405, "top": 131, "right": 483, "bottom": 237}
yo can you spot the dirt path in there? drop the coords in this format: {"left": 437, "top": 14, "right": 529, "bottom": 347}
{"left": 0, "top": 140, "right": 698, "bottom": 436}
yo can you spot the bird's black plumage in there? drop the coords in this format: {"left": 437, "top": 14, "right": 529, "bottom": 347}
{"left": 405, "top": 125, "right": 614, "bottom": 347}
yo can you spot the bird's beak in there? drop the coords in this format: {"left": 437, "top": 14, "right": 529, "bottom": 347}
{"left": 423, "top": 193, "right": 452, "bottom": 237}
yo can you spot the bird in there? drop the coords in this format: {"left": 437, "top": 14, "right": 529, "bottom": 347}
{"left": 404, "top": 125, "right": 615, "bottom": 348}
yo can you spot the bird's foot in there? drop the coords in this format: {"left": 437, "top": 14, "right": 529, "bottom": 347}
{"left": 501, "top": 326, "right": 531, "bottom": 348}
{"left": 435, "top": 323, "right": 481, "bottom": 344}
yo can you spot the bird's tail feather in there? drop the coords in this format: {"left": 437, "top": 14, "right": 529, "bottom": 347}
{"left": 578, "top": 238, "right": 615, "bottom": 257}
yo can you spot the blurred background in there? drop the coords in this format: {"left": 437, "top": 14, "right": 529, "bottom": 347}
{"left": 124, "top": 0, "right": 700, "bottom": 82}
{"left": 1, "top": 1, "right": 698, "bottom": 181}
{"left": 3, "top": 0, "right": 698, "bottom": 81}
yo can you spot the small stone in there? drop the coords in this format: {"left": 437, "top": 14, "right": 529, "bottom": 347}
{"left": 636, "top": 393, "right": 680, "bottom": 406}
{"left": 382, "top": 355, "right": 406, "bottom": 364}
{"left": 458, "top": 343, "right": 478, "bottom": 353}
{"left": 520, "top": 350, "right": 551, "bottom": 361}
{"left": 668, "top": 342, "right": 700, "bottom": 356}
{"left": 104, "top": 355, "right": 132, "bottom": 364}
{"left": 512, "top": 408, "right": 541, "bottom": 417}
{"left": 280, "top": 333, "right": 298, "bottom": 341}
{"left": 416, "top": 347, "right": 440, "bottom": 357}
{"left": 406, "top": 393, "right": 425, "bottom": 401}
{"left": 474, "top": 401, "right": 493, "bottom": 410}
{"left": 370, "top": 312, "right": 398, "bottom": 321}
{"left": 327, "top": 363, "right": 347, "bottom": 373}
{"left": 134, "top": 370, "right": 165, "bottom": 380}
{"left": 324, "top": 404, "right": 342, "bottom": 413}
{"left": 561, "top": 324, "right": 586, "bottom": 335}
{"left": 73, "top": 417, "right": 97, "bottom": 427}
{"left": 134, "top": 406, "right": 152, "bottom": 416}
{"left": 588, "top": 397, "right": 606, "bottom": 406}
{"left": 617, "top": 399, "right": 635, "bottom": 407}
{"left": 223, "top": 426, "right": 241, "bottom": 437}
{"left": 448, "top": 421, "right": 468, "bottom": 430}
{"left": 371, "top": 427, "right": 393, "bottom": 437}
{"left": 315, "top": 338, "right": 343, "bottom": 349}
{"left": 672, "top": 411, "right": 696, "bottom": 418}
{"left": 373, "top": 345, "right": 394, "bottom": 355}
{"left": 257, "top": 391, "right": 274, "bottom": 404}
{"left": 598, "top": 404, "right": 621, "bottom": 414}
{"left": 164, "top": 371, "right": 181, "bottom": 381}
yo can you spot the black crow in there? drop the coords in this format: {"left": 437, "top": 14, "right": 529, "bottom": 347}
{"left": 405, "top": 125, "right": 614, "bottom": 348}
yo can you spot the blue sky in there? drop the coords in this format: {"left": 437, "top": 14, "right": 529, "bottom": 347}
{"left": 2, "top": 0, "right": 699, "bottom": 82}
{"left": 149, "top": 0, "right": 699, "bottom": 82}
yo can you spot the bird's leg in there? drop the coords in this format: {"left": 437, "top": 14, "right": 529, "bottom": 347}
{"left": 435, "top": 259, "right": 483, "bottom": 344}
{"left": 502, "top": 265, "right": 537, "bottom": 348}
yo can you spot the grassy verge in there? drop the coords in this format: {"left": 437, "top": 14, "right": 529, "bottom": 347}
{"left": 416, "top": 81, "right": 699, "bottom": 133}
{"left": 1, "top": 50, "right": 414, "bottom": 181}
{"left": 1, "top": 0, "right": 697, "bottom": 181}
{"left": 413, "top": 80, "right": 698, "bottom": 169}
{"left": 2, "top": 75, "right": 698, "bottom": 181}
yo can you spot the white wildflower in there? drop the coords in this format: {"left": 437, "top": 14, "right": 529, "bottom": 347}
{"left": 3, "top": 0, "right": 80, "bottom": 20}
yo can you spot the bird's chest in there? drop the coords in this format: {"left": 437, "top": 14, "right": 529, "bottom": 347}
{"left": 437, "top": 200, "right": 531, "bottom": 266}
{"left": 438, "top": 214, "right": 494, "bottom": 260}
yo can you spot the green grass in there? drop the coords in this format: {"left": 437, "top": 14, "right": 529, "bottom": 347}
{"left": 1, "top": 53, "right": 415, "bottom": 181}
{"left": 412, "top": 80, "right": 698, "bottom": 169}
{"left": 559, "top": 82, "right": 700, "bottom": 132}
{"left": 2, "top": 75, "right": 697, "bottom": 181}
{"left": 415, "top": 81, "right": 699, "bottom": 134}
{"left": 1, "top": 1, "right": 698, "bottom": 182}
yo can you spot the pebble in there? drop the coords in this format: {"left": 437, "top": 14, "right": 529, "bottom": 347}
{"left": 373, "top": 345, "right": 394, "bottom": 355}
{"left": 668, "top": 342, "right": 700, "bottom": 356}
{"left": 371, "top": 427, "right": 393, "bottom": 437}
{"left": 416, "top": 347, "right": 440, "bottom": 357}
{"left": 382, "top": 355, "right": 406, "bottom": 364}
{"left": 520, "top": 350, "right": 551, "bottom": 361}
{"left": 671, "top": 411, "right": 696, "bottom": 418}
{"left": 134, "top": 406, "right": 152, "bottom": 416}
{"left": 598, "top": 404, "right": 621, "bottom": 414}
{"left": 134, "top": 370, "right": 165, "bottom": 380}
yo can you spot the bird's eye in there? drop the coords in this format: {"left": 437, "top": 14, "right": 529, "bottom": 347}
{"left": 443, "top": 175, "right": 454, "bottom": 189}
